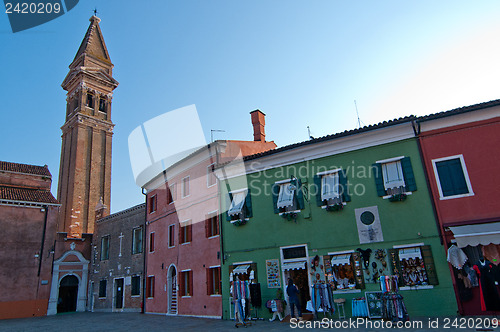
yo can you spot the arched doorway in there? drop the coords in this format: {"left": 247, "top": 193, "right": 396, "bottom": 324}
{"left": 57, "top": 275, "right": 79, "bottom": 313}
{"left": 167, "top": 265, "right": 177, "bottom": 314}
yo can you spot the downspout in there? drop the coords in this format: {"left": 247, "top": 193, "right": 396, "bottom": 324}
{"left": 141, "top": 188, "right": 148, "bottom": 314}
{"left": 38, "top": 205, "right": 49, "bottom": 276}
{"left": 215, "top": 142, "right": 226, "bottom": 319}
{"left": 412, "top": 120, "right": 444, "bottom": 245}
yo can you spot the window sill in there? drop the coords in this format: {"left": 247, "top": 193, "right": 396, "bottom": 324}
{"left": 181, "top": 242, "right": 191, "bottom": 246}
{"left": 181, "top": 296, "right": 192, "bottom": 298}
{"left": 208, "top": 235, "right": 220, "bottom": 239}
{"left": 399, "top": 285, "right": 434, "bottom": 291}
{"left": 210, "top": 294, "right": 222, "bottom": 297}
{"left": 168, "top": 246, "right": 175, "bottom": 249}
{"left": 321, "top": 202, "right": 346, "bottom": 209}
{"left": 278, "top": 210, "right": 301, "bottom": 216}
{"left": 439, "top": 192, "right": 474, "bottom": 200}
{"left": 383, "top": 192, "right": 412, "bottom": 199}
{"left": 332, "top": 289, "right": 362, "bottom": 294}
{"left": 131, "top": 295, "right": 141, "bottom": 298}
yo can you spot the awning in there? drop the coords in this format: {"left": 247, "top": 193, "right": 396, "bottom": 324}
{"left": 398, "top": 247, "right": 422, "bottom": 260}
{"left": 330, "top": 254, "right": 351, "bottom": 266}
{"left": 282, "top": 261, "right": 306, "bottom": 271}
{"left": 232, "top": 264, "right": 250, "bottom": 275}
{"left": 449, "top": 222, "right": 500, "bottom": 248}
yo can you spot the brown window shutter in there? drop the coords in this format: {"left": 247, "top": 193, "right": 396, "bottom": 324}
{"left": 216, "top": 267, "right": 221, "bottom": 294}
{"left": 206, "top": 268, "right": 212, "bottom": 295}
{"left": 387, "top": 249, "right": 403, "bottom": 285}
{"left": 179, "top": 272, "right": 185, "bottom": 296}
{"left": 421, "top": 245, "right": 439, "bottom": 285}
{"left": 188, "top": 225, "right": 192, "bottom": 243}
{"left": 205, "top": 218, "right": 209, "bottom": 238}
{"left": 215, "top": 216, "right": 220, "bottom": 236}
{"left": 179, "top": 225, "right": 183, "bottom": 244}
{"left": 189, "top": 271, "right": 194, "bottom": 296}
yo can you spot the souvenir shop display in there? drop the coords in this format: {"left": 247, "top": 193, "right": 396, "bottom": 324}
{"left": 323, "top": 253, "right": 364, "bottom": 290}
{"left": 309, "top": 255, "right": 326, "bottom": 285}
{"left": 232, "top": 279, "right": 253, "bottom": 327}
{"left": 351, "top": 297, "right": 368, "bottom": 317}
{"left": 309, "top": 283, "right": 335, "bottom": 318}
{"left": 473, "top": 258, "right": 500, "bottom": 311}
{"left": 266, "top": 259, "right": 281, "bottom": 288}
{"left": 379, "top": 275, "right": 399, "bottom": 292}
{"left": 359, "top": 248, "right": 392, "bottom": 284}
{"left": 365, "top": 292, "right": 383, "bottom": 318}
{"left": 398, "top": 248, "right": 429, "bottom": 286}
{"left": 382, "top": 293, "right": 408, "bottom": 321}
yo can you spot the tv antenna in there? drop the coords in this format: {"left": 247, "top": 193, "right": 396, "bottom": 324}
{"left": 211, "top": 129, "right": 225, "bottom": 142}
{"left": 354, "top": 100, "right": 364, "bottom": 129}
{"left": 307, "top": 126, "right": 314, "bottom": 140}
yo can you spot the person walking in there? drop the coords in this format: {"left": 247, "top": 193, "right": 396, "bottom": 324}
{"left": 286, "top": 278, "right": 302, "bottom": 320}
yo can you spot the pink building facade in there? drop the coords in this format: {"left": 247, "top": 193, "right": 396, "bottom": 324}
{"left": 142, "top": 111, "right": 276, "bottom": 317}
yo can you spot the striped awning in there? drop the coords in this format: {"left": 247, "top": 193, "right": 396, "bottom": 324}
{"left": 232, "top": 264, "right": 250, "bottom": 275}
{"left": 449, "top": 222, "right": 500, "bottom": 248}
{"left": 282, "top": 261, "right": 306, "bottom": 271}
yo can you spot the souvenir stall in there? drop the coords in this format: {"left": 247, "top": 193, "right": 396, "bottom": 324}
{"left": 229, "top": 263, "right": 258, "bottom": 327}
{"left": 445, "top": 224, "right": 500, "bottom": 315}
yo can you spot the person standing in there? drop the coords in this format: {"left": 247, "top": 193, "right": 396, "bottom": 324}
{"left": 286, "top": 278, "right": 302, "bottom": 320}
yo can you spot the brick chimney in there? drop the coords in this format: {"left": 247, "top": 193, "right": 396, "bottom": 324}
{"left": 250, "top": 109, "right": 266, "bottom": 142}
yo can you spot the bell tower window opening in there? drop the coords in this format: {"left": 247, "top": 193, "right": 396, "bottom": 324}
{"left": 99, "top": 98, "right": 107, "bottom": 113}
{"left": 86, "top": 93, "right": 94, "bottom": 108}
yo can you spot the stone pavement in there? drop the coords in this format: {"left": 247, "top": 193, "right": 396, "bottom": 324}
{"left": 0, "top": 313, "right": 498, "bottom": 332}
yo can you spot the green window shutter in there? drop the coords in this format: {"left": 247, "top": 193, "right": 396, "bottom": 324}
{"left": 339, "top": 169, "right": 351, "bottom": 202}
{"left": 296, "top": 179, "right": 305, "bottom": 210}
{"left": 313, "top": 174, "right": 323, "bottom": 207}
{"left": 421, "top": 245, "right": 439, "bottom": 285}
{"left": 271, "top": 183, "right": 280, "bottom": 214}
{"left": 387, "top": 249, "right": 403, "bottom": 286}
{"left": 372, "top": 163, "right": 386, "bottom": 196}
{"left": 244, "top": 188, "right": 253, "bottom": 218}
{"left": 435, "top": 159, "right": 469, "bottom": 197}
{"left": 226, "top": 192, "right": 233, "bottom": 221}
{"left": 401, "top": 157, "right": 417, "bottom": 192}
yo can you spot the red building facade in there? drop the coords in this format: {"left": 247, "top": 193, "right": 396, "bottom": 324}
{"left": 418, "top": 100, "right": 500, "bottom": 315}
{"left": 0, "top": 162, "right": 59, "bottom": 319}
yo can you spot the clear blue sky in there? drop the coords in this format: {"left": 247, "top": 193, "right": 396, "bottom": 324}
{"left": 1, "top": 1, "right": 499, "bottom": 213}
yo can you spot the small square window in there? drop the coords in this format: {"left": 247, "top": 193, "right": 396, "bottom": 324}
{"left": 206, "top": 214, "right": 219, "bottom": 238}
{"left": 179, "top": 223, "right": 192, "bottom": 244}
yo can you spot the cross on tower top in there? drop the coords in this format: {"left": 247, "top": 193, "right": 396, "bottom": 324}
{"left": 93, "top": 8, "right": 98, "bottom": 16}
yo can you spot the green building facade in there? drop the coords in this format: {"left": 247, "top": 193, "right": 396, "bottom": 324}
{"left": 218, "top": 118, "right": 457, "bottom": 320}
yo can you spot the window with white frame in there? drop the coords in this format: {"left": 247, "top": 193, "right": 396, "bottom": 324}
{"left": 168, "top": 224, "right": 175, "bottom": 247}
{"left": 321, "top": 172, "right": 340, "bottom": 201}
{"left": 182, "top": 176, "right": 190, "bottom": 198}
{"left": 132, "top": 227, "right": 143, "bottom": 255}
{"left": 207, "top": 163, "right": 217, "bottom": 187}
{"left": 432, "top": 155, "right": 473, "bottom": 199}
{"left": 272, "top": 179, "right": 304, "bottom": 214}
{"left": 373, "top": 156, "right": 417, "bottom": 197}
{"left": 227, "top": 189, "right": 252, "bottom": 221}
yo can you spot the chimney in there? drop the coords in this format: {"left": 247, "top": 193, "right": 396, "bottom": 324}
{"left": 250, "top": 109, "right": 266, "bottom": 142}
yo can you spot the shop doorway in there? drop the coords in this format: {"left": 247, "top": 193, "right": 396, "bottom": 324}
{"left": 283, "top": 267, "right": 310, "bottom": 313}
{"left": 167, "top": 265, "right": 177, "bottom": 314}
{"left": 115, "top": 278, "right": 124, "bottom": 309}
{"left": 57, "top": 275, "right": 79, "bottom": 313}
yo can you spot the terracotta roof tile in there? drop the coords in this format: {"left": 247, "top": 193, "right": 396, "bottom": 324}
{"left": 0, "top": 186, "right": 58, "bottom": 204}
{"left": 0, "top": 161, "right": 52, "bottom": 177}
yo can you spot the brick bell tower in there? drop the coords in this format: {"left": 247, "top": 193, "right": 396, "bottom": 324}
{"left": 58, "top": 15, "right": 118, "bottom": 238}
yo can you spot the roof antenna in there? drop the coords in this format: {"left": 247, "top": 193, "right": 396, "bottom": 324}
{"left": 93, "top": 8, "right": 98, "bottom": 16}
{"left": 211, "top": 129, "right": 225, "bottom": 143}
{"left": 354, "top": 100, "right": 364, "bottom": 129}
{"left": 307, "top": 126, "right": 314, "bottom": 140}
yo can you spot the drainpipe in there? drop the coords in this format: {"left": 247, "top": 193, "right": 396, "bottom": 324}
{"left": 411, "top": 120, "right": 444, "bottom": 245}
{"left": 141, "top": 188, "right": 148, "bottom": 314}
{"left": 38, "top": 205, "right": 49, "bottom": 277}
